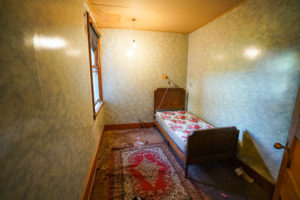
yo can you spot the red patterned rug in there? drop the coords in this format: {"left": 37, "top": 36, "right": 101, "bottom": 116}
{"left": 110, "top": 142, "right": 205, "bottom": 200}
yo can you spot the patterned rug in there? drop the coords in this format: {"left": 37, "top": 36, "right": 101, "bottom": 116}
{"left": 110, "top": 142, "right": 205, "bottom": 200}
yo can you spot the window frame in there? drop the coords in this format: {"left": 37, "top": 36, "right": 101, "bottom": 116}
{"left": 86, "top": 12, "right": 103, "bottom": 119}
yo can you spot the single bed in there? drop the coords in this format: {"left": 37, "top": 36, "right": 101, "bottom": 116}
{"left": 154, "top": 88, "right": 239, "bottom": 178}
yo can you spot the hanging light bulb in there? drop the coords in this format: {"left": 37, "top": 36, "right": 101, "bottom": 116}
{"left": 131, "top": 39, "right": 137, "bottom": 48}
{"left": 127, "top": 18, "right": 136, "bottom": 58}
{"left": 131, "top": 18, "right": 137, "bottom": 49}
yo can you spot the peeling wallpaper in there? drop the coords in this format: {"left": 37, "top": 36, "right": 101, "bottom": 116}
{"left": 100, "top": 28, "right": 188, "bottom": 124}
{"left": 187, "top": 0, "right": 300, "bottom": 182}
{"left": 0, "top": 0, "right": 104, "bottom": 199}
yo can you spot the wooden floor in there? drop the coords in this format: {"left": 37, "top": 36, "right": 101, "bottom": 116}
{"left": 89, "top": 128, "right": 271, "bottom": 200}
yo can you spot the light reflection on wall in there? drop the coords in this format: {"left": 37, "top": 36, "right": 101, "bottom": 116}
{"left": 33, "top": 35, "right": 67, "bottom": 49}
{"left": 127, "top": 49, "right": 134, "bottom": 58}
{"left": 243, "top": 47, "right": 262, "bottom": 60}
{"left": 186, "top": 0, "right": 300, "bottom": 182}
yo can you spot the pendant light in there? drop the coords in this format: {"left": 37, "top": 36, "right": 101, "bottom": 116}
{"left": 131, "top": 18, "right": 137, "bottom": 49}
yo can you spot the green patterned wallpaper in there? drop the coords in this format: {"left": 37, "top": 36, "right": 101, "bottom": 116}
{"left": 100, "top": 28, "right": 188, "bottom": 124}
{"left": 187, "top": 0, "right": 300, "bottom": 182}
{"left": 0, "top": 0, "right": 104, "bottom": 199}
{"left": 1, "top": 1, "right": 299, "bottom": 199}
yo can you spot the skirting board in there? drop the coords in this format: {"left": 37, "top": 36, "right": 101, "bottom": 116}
{"left": 82, "top": 123, "right": 273, "bottom": 198}
{"left": 81, "top": 122, "right": 154, "bottom": 200}
{"left": 81, "top": 126, "right": 105, "bottom": 200}
{"left": 104, "top": 122, "right": 154, "bottom": 131}
{"left": 236, "top": 159, "right": 275, "bottom": 195}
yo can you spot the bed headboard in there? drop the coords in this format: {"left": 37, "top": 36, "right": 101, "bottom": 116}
{"left": 154, "top": 88, "right": 186, "bottom": 114}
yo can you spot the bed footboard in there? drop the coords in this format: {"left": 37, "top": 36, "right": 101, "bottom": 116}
{"left": 186, "top": 127, "right": 239, "bottom": 166}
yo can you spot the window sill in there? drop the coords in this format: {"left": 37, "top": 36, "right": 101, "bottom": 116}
{"left": 94, "top": 101, "right": 104, "bottom": 120}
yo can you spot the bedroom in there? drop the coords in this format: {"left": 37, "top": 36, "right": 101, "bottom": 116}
{"left": 0, "top": 0, "right": 300, "bottom": 199}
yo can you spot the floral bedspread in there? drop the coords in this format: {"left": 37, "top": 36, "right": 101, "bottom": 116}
{"left": 157, "top": 110, "right": 214, "bottom": 142}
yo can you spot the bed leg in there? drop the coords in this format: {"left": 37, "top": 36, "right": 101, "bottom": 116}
{"left": 232, "top": 157, "right": 238, "bottom": 168}
{"left": 185, "top": 164, "right": 189, "bottom": 178}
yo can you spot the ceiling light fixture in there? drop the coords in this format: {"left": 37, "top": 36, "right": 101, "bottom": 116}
{"left": 131, "top": 18, "right": 137, "bottom": 49}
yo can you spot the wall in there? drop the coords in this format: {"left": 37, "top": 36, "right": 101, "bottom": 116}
{"left": 100, "top": 28, "right": 188, "bottom": 124}
{"left": 0, "top": 0, "right": 104, "bottom": 199}
{"left": 187, "top": 0, "right": 300, "bottom": 182}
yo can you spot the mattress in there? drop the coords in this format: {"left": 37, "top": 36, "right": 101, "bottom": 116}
{"left": 155, "top": 110, "right": 214, "bottom": 153}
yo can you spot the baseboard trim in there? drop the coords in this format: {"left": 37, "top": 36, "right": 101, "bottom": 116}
{"left": 104, "top": 122, "right": 154, "bottom": 131}
{"left": 81, "top": 126, "right": 105, "bottom": 200}
{"left": 81, "top": 122, "right": 154, "bottom": 199}
{"left": 82, "top": 125, "right": 274, "bottom": 199}
{"left": 236, "top": 159, "right": 275, "bottom": 195}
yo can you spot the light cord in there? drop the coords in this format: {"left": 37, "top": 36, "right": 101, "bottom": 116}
{"left": 157, "top": 81, "right": 171, "bottom": 110}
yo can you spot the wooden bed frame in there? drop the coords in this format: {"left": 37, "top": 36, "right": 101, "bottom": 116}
{"left": 154, "top": 88, "right": 239, "bottom": 178}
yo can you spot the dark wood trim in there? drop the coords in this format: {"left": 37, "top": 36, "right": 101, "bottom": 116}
{"left": 93, "top": 102, "right": 104, "bottom": 120}
{"left": 104, "top": 122, "right": 154, "bottom": 131}
{"left": 236, "top": 159, "right": 275, "bottom": 195}
{"left": 86, "top": 12, "right": 96, "bottom": 119}
{"left": 154, "top": 120, "right": 186, "bottom": 161}
{"left": 155, "top": 119, "right": 239, "bottom": 175}
{"left": 272, "top": 85, "right": 300, "bottom": 200}
{"left": 154, "top": 88, "right": 239, "bottom": 178}
{"left": 86, "top": 11, "right": 103, "bottom": 120}
{"left": 187, "top": 127, "right": 239, "bottom": 164}
{"left": 88, "top": 15, "right": 101, "bottom": 34}
{"left": 81, "top": 121, "right": 152, "bottom": 199}
{"left": 97, "top": 35, "right": 103, "bottom": 101}
{"left": 154, "top": 88, "right": 186, "bottom": 114}
{"left": 81, "top": 126, "right": 105, "bottom": 200}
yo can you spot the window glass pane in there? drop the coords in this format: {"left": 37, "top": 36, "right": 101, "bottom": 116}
{"left": 89, "top": 23, "right": 99, "bottom": 66}
{"left": 90, "top": 49, "right": 95, "bottom": 66}
{"left": 89, "top": 24, "right": 99, "bottom": 51}
{"left": 95, "top": 101, "right": 101, "bottom": 113}
{"left": 92, "top": 68, "right": 100, "bottom": 103}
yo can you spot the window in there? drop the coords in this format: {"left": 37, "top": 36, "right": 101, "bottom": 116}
{"left": 87, "top": 12, "right": 103, "bottom": 118}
